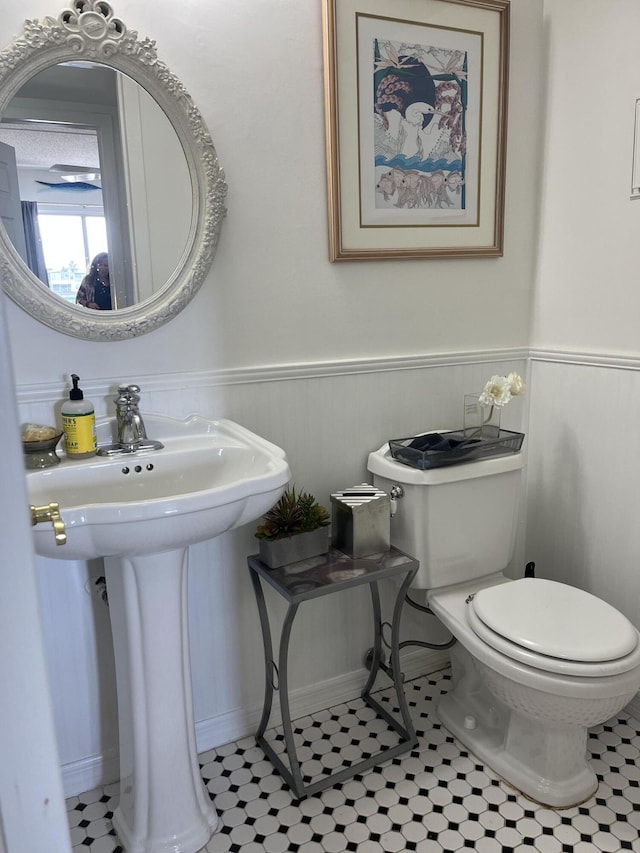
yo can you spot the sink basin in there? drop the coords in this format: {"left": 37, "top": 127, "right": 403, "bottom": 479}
{"left": 26, "top": 413, "right": 290, "bottom": 853}
{"left": 27, "top": 413, "right": 290, "bottom": 559}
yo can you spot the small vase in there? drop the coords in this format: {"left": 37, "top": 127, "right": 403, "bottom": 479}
{"left": 463, "top": 394, "right": 501, "bottom": 438}
{"left": 258, "top": 527, "right": 330, "bottom": 569}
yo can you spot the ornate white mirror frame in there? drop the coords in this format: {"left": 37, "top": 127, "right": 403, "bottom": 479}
{"left": 0, "top": 0, "right": 227, "bottom": 341}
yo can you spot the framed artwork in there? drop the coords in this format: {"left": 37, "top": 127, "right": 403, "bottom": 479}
{"left": 322, "top": 0, "right": 510, "bottom": 261}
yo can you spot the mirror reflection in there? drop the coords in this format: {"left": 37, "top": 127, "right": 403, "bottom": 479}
{"left": 0, "top": 61, "right": 192, "bottom": 311}
{"left": 0, "top": 1, "right": 226, "bottom": 341}
{"left": 76, "top": 252, "right": 111, "bottom": 309}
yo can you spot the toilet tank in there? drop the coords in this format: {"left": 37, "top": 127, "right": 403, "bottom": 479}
{"left": 367, "top": 445, "right": 524, "bottom": 590}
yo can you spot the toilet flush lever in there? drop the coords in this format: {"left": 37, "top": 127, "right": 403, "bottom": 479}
{"left": 389, "top": 484, "right": 404, "bottom": 516}
{"left": 30, "top": 502, "right": 66, "bottom": 546}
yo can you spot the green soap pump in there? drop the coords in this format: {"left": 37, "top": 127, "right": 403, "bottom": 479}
{"left": 61, "top": 374, "right": 97, "bottom": 458}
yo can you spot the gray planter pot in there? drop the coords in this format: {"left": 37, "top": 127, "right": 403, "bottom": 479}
{"left": 258, "top": 527, "right": 330, "bottom": 569}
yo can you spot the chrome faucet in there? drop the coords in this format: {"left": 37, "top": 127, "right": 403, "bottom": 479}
{"left": 98, "top": 384, "right": 163, "bottom": 456}
{"left": 115, "top": 385, "right": 147, "bottom": 451}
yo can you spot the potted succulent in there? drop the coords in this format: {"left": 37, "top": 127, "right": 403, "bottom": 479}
{"left": 255, "top": 486, "right": 331, "bottom": 568}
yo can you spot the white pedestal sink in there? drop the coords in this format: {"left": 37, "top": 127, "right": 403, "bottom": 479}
{"left": 27, "top": 414, "right": 290, "bottom": 853}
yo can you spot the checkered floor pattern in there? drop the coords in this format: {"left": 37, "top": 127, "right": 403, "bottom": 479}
{"left": 66, "top": 668, "right": 640, "bottom": 852}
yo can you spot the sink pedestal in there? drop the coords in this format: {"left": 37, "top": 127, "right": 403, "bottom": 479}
{"left": 27, "top": 415, "right": 291, "bottom": 850}
{"left": 105, "top": 550, "right": 218, "bottom": 853}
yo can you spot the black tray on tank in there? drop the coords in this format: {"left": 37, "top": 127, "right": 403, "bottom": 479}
{"left": 388, "top": 428, "right": 525, "bottom": 470}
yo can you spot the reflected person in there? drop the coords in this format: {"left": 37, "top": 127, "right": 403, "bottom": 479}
{"left": 76, "top": 253, "right": 112, "bottom": 310}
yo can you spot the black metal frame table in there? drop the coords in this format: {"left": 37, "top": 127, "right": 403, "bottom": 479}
{"left": 248, "top": 547, "right": 419, "bottom": 798}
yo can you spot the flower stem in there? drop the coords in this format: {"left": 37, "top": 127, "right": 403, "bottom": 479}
{"left": 482, "top": 405, "right": 494, "bottom": 426}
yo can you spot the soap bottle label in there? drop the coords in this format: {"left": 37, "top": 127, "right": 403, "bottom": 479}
{"left": 62, "top": 412, "right": 97, "bottom": 455}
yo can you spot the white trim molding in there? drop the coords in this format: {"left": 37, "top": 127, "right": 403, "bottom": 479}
{"left": 15, "top": 347, "right": 529, "bottom": 405}
{"left": 23, "top": 346, "right": 640, "bottom": 410}
{"left": 529, "top": 348, "right": 640, "bottom": 372}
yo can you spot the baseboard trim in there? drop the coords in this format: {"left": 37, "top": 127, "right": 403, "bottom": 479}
{"left": 60, "top": 648, "right": 449, "bottom": 798}
{"left": 61, "top": 749, "right": 120, "bottom": 801}
{"left": 193, "top": 648, "right": 450, "bottom": 755}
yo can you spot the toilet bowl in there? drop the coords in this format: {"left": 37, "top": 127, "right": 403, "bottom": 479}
{"left": 428, "top": 573, "right": 640, "bottom": 807}
{"left": 367, "top": 442, "right": 640, "bottom": 807}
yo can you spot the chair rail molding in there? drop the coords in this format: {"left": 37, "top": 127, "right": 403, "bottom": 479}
{"left": 530, "top": 348, "right": 640, "bottom": 372}
{"left": 15, "top": 347, "right": 530, "bottom": 405}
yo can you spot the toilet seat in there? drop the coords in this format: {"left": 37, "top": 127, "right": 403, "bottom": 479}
{"left": 467, "top": 578, "right": 639, "bottom": 677}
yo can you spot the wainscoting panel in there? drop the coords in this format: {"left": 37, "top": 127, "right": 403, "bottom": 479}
{"left": 17, "top": 351, "right": 527, "bottom": 796}
{"left": 526, "top": 355, "right": 640, "bottom": 631}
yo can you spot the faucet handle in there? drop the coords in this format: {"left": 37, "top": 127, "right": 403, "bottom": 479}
{"left": 115, "top": 384, "right": 141, "bottom": 406}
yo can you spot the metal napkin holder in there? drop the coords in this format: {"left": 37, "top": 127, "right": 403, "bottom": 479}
{"left": 330, "top": 484, "right": 390, "bottom": 558}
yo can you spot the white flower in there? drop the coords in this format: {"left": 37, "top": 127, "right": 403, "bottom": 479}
{"left": 478, "top": 375, "right": 512, "bottom": 408}
{"left": 478, "top": 372, "right": 525, "bottom": 408}
{"left": 507, "top": 372, "right": 525, "bottom": 396}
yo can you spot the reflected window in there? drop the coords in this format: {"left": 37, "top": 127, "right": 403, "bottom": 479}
{"left": 37, "top": 206, "right": 107, "bottom": 303}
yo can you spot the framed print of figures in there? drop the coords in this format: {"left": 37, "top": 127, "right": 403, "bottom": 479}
{"left": 322, "top": 0, "right": 510, "bottom": 260}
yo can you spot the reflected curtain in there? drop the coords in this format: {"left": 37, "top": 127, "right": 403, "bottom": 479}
{"left": 21, "top": 201, "right": 49, "bottom": 286}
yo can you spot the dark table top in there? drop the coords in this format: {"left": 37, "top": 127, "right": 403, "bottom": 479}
{"left": 248, "top": 547, "right": 418, "bottom": 603}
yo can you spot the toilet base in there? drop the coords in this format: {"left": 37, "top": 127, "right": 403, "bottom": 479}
{"left": 437, "top": 644, "right": 598, "bottom": 809}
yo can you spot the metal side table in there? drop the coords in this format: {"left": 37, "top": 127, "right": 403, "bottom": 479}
{"left": 247, "top": 547, "right": 419, "bottom": 798}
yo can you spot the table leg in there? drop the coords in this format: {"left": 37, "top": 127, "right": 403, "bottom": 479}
{"left": 277, "top": 603, "right": 304, "bottom": 794}
{"left": 250, "top": 571, "right": 274, "bottom": 740}
{"left": 362, "top": 569, "right": 417, "bottom": 747}
{"left": 361, "top": 581, "right": 383, "bottom": 698}
{"left": 388, "top": 568, "right": 418, "bottom": 739}
{"left": 250, "top": 571, "right": 305, "bottom": 796}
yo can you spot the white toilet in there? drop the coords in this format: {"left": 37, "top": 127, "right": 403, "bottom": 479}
{"left": 368, "top": 445, "right": 640, "bottom": 808}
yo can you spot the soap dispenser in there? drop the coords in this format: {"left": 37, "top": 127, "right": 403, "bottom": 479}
{"left": 61, "top": 374, "right": 97, "bottom": 458}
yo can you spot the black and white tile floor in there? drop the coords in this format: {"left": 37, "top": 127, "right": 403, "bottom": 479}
{"left": 67, "top": 668, "right": 640, "bottom": 852}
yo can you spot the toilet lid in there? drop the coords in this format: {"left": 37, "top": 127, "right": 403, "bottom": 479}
{"left": 470, "top": 578, "right": 638, "bottom": 663}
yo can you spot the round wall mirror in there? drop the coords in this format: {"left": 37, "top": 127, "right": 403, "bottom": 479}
{"left": 0, "top": 0, "right": 227, "bottom": 341}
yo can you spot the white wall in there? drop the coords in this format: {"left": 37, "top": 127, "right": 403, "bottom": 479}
{"left": 3, "top": 0, "right": 543, "bottom": 382}
{"left": 526, "top": 357, "right": 640, "bottom": 628}
{"left": 2, "top": 0, "right": 542, "bottom": 797}
{"left": 526, "top": 0, "right": 640, "bottom": 636}
{"left": 533, "top": 0, "right": 640, "bottom": 355}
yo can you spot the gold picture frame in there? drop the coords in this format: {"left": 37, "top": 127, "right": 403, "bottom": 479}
{"left": 322, "top": 0, "right": 510, "bottom": 261}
